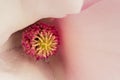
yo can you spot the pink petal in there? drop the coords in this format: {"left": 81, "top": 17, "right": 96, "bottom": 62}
{"left": 82, "top": 0, "right": 102, "bottom": 10}
{"left": 59, "top": 0, "right": 120, "bottom": 80}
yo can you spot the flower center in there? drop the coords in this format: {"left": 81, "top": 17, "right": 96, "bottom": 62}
{"left": 22, "top": 21, "right": 59, "bottom": 59}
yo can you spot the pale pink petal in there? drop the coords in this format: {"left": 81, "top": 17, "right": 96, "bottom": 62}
{"left": 82, "top": 0, "right": 102, "bottom": 10}
{"left": 59, "top": 0, "right": 120, "bottom": 80}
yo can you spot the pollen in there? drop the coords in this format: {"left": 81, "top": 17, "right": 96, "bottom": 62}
{"left": 22, "top": 20, "right": 59, "bottom": 60}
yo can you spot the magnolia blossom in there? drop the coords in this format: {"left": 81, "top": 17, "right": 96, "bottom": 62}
{"left": 1, "top": 0, "right": 120, "bottom": 80}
